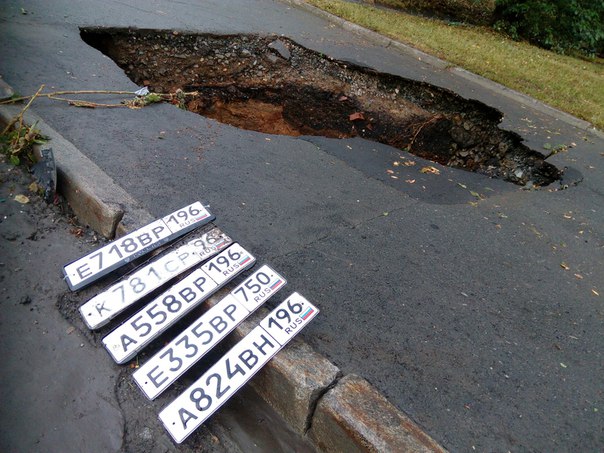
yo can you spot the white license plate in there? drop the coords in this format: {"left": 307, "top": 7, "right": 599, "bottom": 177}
{"left": 102, "top": 244, "right": 255, "bottom": 364}
{"left": 133, "top": 265, "right": 286, "bottom": 400}
{"left": 63, "top": 202, "right": 214, "bottom": 291}
{"left": 158, "top": 293, "right": 318, "bottom": 443}
{"left": 79, "top": 228, "right": 232, "bottom": 330}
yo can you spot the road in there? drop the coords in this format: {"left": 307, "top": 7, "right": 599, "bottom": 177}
{"left": 1, "top": 0, "right": 602, "bottom": 451}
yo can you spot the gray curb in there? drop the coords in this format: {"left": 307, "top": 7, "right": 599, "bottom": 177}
{"left": 1, "top": 87, "right": 446, "bottom": 450}
{"left": 282, "top": 0, "right": 604, "bottom": 140}
{"left": 0, "top": 104, "right": 154, "bottom": 239}
{"left": 0, "top": 76, "right": 14, "bottom": 100}
{"left": 309, "top": 374, "right": 446, "bottom": 453}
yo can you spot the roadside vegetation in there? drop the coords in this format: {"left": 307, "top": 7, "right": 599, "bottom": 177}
{"left": 306, "top": 0, "right": 604, "bottom": 130}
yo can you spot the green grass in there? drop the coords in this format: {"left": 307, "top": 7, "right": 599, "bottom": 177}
{"left": 306, "top": 0, "right": 604, "bottom": 130}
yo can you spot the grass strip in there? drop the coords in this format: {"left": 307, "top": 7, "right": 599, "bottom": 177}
{"left": 306, "top": 0, "right": 604, "bottom": 130}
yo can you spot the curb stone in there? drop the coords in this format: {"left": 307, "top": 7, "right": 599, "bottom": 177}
{"left": 0, "top": 104, "right": 154, "bottom": 239}
{"left": 281, "top": 0, "right": 604, "bottom": 139}
{"left": 309, "top": 374, "right": 447, "bottom": 453}
{"left": 0, "top": 83, "right": 446, "bottom": 451}
{"left": 0, "top": 76, "right": 14, "bottom": 100}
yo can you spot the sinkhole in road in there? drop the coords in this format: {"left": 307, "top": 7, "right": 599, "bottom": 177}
{"left": 81, "top": 28, "right": 561, "bottom": 186}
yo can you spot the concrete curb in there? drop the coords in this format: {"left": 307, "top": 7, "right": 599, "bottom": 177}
{"left": 0, "top": 104, "right": 154, "bottom": 239}
{"left": 309, "top": 374, "right": 446, "bottom": 453}
{"left": 282, "top": 0, "right": 604, "bottom": 140}
{"left": 0, "top": 76, "right": 14, "bottom": 100}
{"left": 1, "top": 85, "right": 446, "bottom": 451}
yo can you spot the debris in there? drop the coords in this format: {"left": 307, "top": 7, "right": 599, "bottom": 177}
{"left": 592, "top": 289, "right": 600, "bottom": 296}
{"left": 135, "top": 86, "right": 149, "bottom": 96}
{"left": 31, "top": 147, "right": 57, "bottom": 203}
{"left": 574, "top": 273, "right": 583, "bottom": 280}
{"left": 457, "top": 183, "right": 467, "bottom": 189}
{"left": 267, "top": 39, "right": 291, "bottom": 60}
{"left": 420, "top": 166, "right": 440, "bottom": 175}
{"left": 349, "top": 112, "right": 365, "bottom": 121}
{"left": 14, "top": 194, "right": 30, "bottom": 204}
{"left": 403, "top": 160, "right": 416, "bottom": 167}
{"left": 405, "top": 179, "right": 416, "bottom": 184}
{"left": 386, "top": 169, "right": 394, "bottom": 174}
{"left": 66, "top": 326, "right": 76, "bottom": 335}
{"left": 560, "top": 262, "right": 570, "bottom": 270}
{"left": 338, "top": 95, "right": 348, "bottom": 101}
{"left": 560, "top": 363, "right": 567, "bottom": 368}
{"left": 19, "top": 295, "right": 32, "bottom": 305}
{"left": 70, "top": 228, "right": 84, "bottom": 237}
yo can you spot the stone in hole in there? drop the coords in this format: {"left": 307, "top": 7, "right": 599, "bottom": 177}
{"left": 80, "top": 28, "right": 561, "bottom": 187}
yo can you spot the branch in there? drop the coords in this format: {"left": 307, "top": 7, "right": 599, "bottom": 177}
{"left": 2, "top": 84, "right": 45, "bottom": 135}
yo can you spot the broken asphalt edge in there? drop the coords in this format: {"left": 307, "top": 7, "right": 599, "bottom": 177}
{"left": 0, "top": 87, "right": 446, "bottom": 452}
{"left": 281, "top": 0, "right": 604, "bottom": 140}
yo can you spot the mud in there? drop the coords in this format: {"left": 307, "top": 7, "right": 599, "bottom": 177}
{"left": 81, "top": 28, "right": 561, "bottom": 187}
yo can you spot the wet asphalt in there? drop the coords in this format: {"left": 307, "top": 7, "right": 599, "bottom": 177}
{"left": 1, "top": 0, "right": 603, "bottom": 451}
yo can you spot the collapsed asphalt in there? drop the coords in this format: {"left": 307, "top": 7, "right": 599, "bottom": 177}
{"left": 1, "top": 0, "right": 602, "bottom": 451}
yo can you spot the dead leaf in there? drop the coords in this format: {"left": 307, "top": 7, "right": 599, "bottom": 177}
{"left": 574, "top": 273, "right": 583, "bottom": 280}
{"left": 592, "top": 289, "right": 600, "bottom": 296}
{"left": 560, "top": 262, "right": 570, "bottom": 270}
{"left": 70, "top": 228, "right": 84, "bottom": 237}
{"left": 349, "top": 112, "right": 365, "bottom": 121}
{"left": 338, "top": 95, "right": 348, "bottom": 101}
{"left": 66, "top": 326, "right": 76, "bottom": 335}
{"left": 390, "top": 175, "right": 399, "bottom": 179}
{"left": 469, "top": 201, "right": 478, "bottom": 207}
{"left": 28, "top": 182, "right": 40, "bottom": 193}
{"left": 403, "top": 160, "right": 416, "bottom": 167}
{"left": 386, "top": 169, "right": 395, "bottom": 174}
{"left": 420, "top": 166, "right": 440, "bottom": 175}
{"left": 14, "top": 194, "right": 30, "bottom": 204}
{"left": 470, "top": 191, "right": 482, "bottom": 199}
{"left": 560, "top": 363, "right": 567, "bottom": 368}
{"left": 457, "top": 183, "right": 467, "bottom": 189}
{"left": 393, "top": 161, "right": 401, "bottom": 167}
{"left": 405, "top": 179, "right": 416, "bottom": 184}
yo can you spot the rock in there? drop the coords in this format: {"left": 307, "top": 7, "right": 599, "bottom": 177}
{"left": 268, "top": 39, "right": 291, "bottom": 60}
{"left": 266, "top": 53, "right": 278, "bottom": 64}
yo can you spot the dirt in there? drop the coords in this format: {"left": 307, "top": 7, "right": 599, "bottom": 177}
{"left": 80, "top": 28, "right": 562, "bottom": 187}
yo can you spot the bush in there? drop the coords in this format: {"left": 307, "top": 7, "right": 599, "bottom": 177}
{"left": 493, "top": 0, "right": 604, "bottom": 56}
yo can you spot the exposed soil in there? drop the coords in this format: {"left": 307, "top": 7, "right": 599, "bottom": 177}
{"left": 81, "top": 28, "right": 561, "bottom": 187}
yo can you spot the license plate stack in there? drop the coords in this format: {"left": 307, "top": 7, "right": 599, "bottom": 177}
{"left": 63, "top": 201, "right": 319, "bottom": 443}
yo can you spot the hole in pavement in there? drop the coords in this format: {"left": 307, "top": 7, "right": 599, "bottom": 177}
{"left": 81, "top": 28, "right": 562, "bottom": 187}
